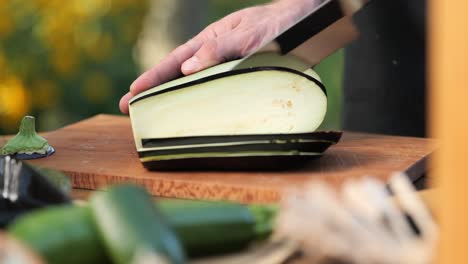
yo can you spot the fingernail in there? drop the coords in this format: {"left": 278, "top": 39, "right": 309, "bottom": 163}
{"left": 182, "top": 57, "right": 200, "bottom": 73}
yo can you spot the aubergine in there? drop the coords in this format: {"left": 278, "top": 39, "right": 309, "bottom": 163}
{"left": 129, "top": 52, "right": 332, "bottom": 170}
{"left": 141, "top": 131, "right": 341, "bottom": 149}
{"left": 139, "top": 132, "right": 342, "bottom": 171}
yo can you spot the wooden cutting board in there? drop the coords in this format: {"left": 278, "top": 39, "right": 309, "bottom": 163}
{"left": 0, "top": 114, "right": 435, "bottom": 203}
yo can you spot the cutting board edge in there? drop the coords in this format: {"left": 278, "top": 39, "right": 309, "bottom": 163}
{"left": 20, "top": 114, "right": 435, "bottom": 204}
{"left": 67, "top": 170, "right": 282, "bottom": 204}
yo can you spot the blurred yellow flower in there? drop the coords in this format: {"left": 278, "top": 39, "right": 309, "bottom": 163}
{"left": 32, "top": 79, "right": 58, "bottom": 110}
{"left": 84, "top": 33, "right": 114, "bottom": 62}
{"left": 51, "top": 48, "right": 79, "bottom": 77}
{"left": 0, "top": 0, "right": 148, "bottom": 132}
{"left": 0, "top": 51, "right": 6, "bottom": 70}
{"left": 73, "top": 0, "right": 111, "bottom": 17}
{"left": 0, "top": 77, "right": 30, "bottom": 129}
{"left": 0, "top": 14, "right": 14, "bottom": 39}
{"left": 81, "top": 72, "right": 112, "bottom": 104}
{"left": 110, "top": 0, "right": 140, "bottom": 14}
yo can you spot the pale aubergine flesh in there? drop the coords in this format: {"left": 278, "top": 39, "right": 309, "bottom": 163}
{"left": 128, "top": 53, "right": 339, "bottom": 170}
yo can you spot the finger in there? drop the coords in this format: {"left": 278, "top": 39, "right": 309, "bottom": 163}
{"left": 181, "top": 35, "right": 244, "bottom": 75}
{"left": 130, "top": 39, "right": 202, "bottom": 95}
{"left": 181, "top": 32, "right": 261, "bottom": 75}
{"left": 119, "top": 92, "right": 133, "bottom": 114}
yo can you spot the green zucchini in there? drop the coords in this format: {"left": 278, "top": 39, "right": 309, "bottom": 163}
{"left": 9, "top": 189, "right": 278, "bottom": 263}
{"left": 8, "top": 206, "right": 110, "bottom": 264}
{"left": 90, "top": 185, "right": 186, "bottom": 264}
{"left": 30, "top": 165, "right": 72, "bottom": 195}
{"left": 159, "top": 200, "right": 257, "bottom": 257}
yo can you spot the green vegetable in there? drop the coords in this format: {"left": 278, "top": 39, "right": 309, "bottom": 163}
{"left": 248, "top": 204, "right": 279, "bottom": 240}
{"left": 29, "top": 165, "right": 72, "bottom": 195}
{"left": 9, "top": 189, "right": 278, "bottom": 263}
{"left": 158, "top": 199, "right": 274, "bottom": 257}
{"left": 90, "top": 185, "right": 186, "bottom": 264}
{"left": 1, "top": 116, "right": 50, "bottom": 155}
{"left": 8, "top": 206, "right": 110, "bottom": 264}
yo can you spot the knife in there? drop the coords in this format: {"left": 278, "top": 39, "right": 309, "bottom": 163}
{"left": 232, "top": 0, "right": 370, "bottom": 71}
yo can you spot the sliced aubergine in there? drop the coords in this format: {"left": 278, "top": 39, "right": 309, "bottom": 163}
{"left": 129, "top": 53, "right": 327, "bottom": 151}
{"left": 138, "top": 131, "right": 342, "bottom": 157}
{"left": 141, "top": 131, "right": 342, "bottom": 149}
{"left": 138, "top": 132, "right": 342, "bottom": 171}
{"left": 142, "top": 155, "right": 324, "bottom": 171}
{"left": 128, "top": 52, "right": 335, "bottom": 170}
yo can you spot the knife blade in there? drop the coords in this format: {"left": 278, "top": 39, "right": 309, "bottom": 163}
{"left": 232, "top": 0, "right": 370, "bottom": 71}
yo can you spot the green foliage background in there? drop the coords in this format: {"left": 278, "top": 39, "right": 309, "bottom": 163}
{"left": 0, "top": 0, "right": 147, "bottom": 133}
{"left": 0, "top": 1, "right": 342, "bottom": 134}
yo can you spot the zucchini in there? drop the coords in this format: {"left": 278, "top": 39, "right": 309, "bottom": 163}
{"left": 159, "top": 200, "right": 259, "bottom": 257}
{"left": 8, "top": 206, "right": 110, "bottom": 264}
{"left": 29, "top": 165, "right": 72, "bottom": 195}
{"left": 162, "top": 200, "right": 275, "bottom": 256}
{"left": 9, "top": 190, "right": 278, "bottom": 263}
{"left": 90, "top": 185, "right": 186, "bottom": 264}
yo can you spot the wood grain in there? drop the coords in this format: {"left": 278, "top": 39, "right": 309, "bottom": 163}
{"left": 21, "top": 114, "right": 434, "bottom": 204}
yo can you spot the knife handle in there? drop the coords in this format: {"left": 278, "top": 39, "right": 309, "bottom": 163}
{"left": 275, "top": 0, "right": 344, "bottom": 54}
{"left": 274, "top": 0, "right": 369, "bottom": 66}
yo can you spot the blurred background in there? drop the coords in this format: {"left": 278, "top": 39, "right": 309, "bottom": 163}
{"left": 0, "top": 0, "right": 343, "bottom": 134}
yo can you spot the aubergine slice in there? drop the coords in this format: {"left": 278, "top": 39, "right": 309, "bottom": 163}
{"left": 141, "top": 131, "right": 342, "bottom": 149}
{"left": 142, "top": 154, "right": 323, "bottom": 171}
{"left": 129, "top": 53, "right": 327, "bottom": 151}
{"left": 129, "top": 52, "right": 333, "bottom": 170}
{"left": 139, "top": 141, "right": 332, "bottom": 158}
{"left": 138, "top": 132, "right": 342, "bottom": 171}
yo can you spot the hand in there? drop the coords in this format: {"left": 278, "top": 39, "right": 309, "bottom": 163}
{"left": 120, "top": 0, "right": 320, "bottom": 114}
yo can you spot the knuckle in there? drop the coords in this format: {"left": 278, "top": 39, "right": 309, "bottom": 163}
{"left": 203, "top": 40, "right": 221, "bottom": 60}
{"left": 238, "top": 32, "right": 263, "bottom": 57}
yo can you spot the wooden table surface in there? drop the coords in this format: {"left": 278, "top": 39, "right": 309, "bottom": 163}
{"left": 1, "top": 114, "right": 435, "bottom": 204}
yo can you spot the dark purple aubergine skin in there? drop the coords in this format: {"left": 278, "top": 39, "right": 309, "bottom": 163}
{"left": 141, "top": 131, "right": 342, "bottom": 149}
{"left": 139, "top": 132, "right": 342, "bottom": 171}
{"left": 142, "top": 155, "right": 324, "bottom": 171}
{"left": 139, "top": 141, "right": 333, "bottom": 158}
